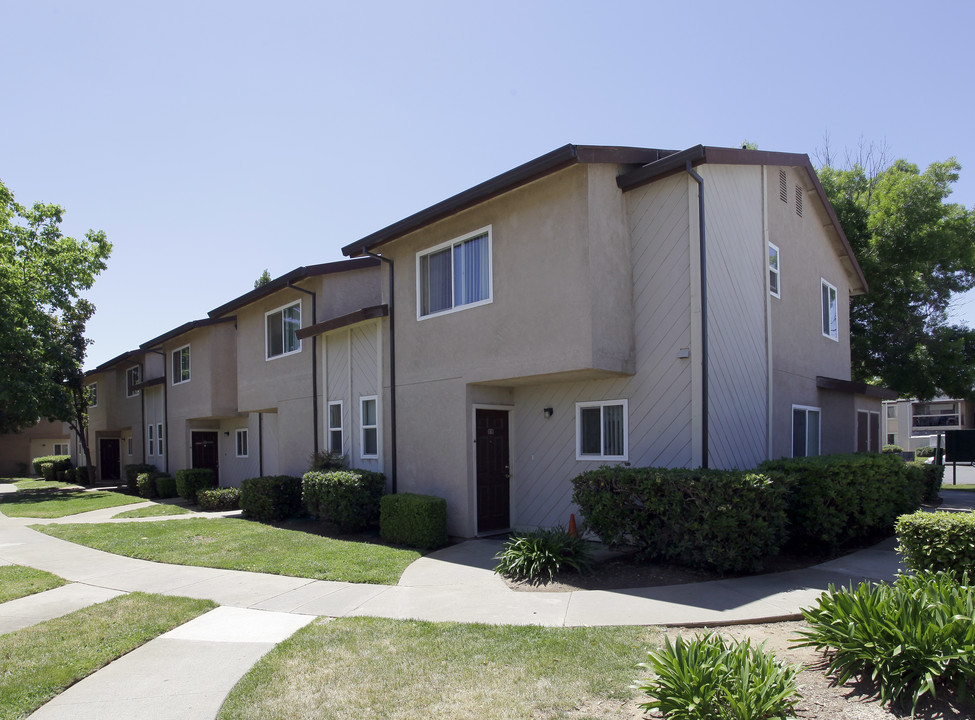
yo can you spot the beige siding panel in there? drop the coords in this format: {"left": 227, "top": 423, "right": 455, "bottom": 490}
{"left": 701, "top": 165, "right": 768, "bottom": 469}
{"left": 351, "top": 324, "right": 379, "bottom": 397}
{"left": 325, "top": 330, "right": 351, "bottom": 457}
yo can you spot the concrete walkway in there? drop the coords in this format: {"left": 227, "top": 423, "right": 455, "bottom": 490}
{"left": 0, "top": 484, "right": 971, "bottom": 720}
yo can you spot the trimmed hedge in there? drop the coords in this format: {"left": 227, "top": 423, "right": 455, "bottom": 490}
{"left": 124, "top": 464, "right": 156, "bottom": 492}
{"left": 896, "top": 511, "right": 975, "bottom": 575}
{"left": 74, "top": 466, "right": 94, "bottom": 485}
{"left": 197, "top": 487, "right": 241, "bottom": 512}
{"left": 39, "top": 462, "right": 56, "bottom": 482}
{"left": 31, "top": 455, "right": 71, "bottom": 475}
{"left": 155, "top": 474, "right": 178, "bottom": 499}
{"left": 303, "top": 469, "right": 386, "bottom": 533}
{"left": 758, "top": 453, "right": 924, "bottom": 553}
{"left": 240, "top": 476, "right": 303, "bottom": 522}
{"left": 571, "top": 467, "right": 788, "bottom": 574}
{"left": 380, "top": 493, "right": 448, "bottom": 549}
{"left": 911, "top": 460, "right": 944, "bottom": 502}
{"left": 175, "top": 468, "right": 217, "bottom": 503}
{"left": 136, "top": 472, "right": 158, "bottom": 499}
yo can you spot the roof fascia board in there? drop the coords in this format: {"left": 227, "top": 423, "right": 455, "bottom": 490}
{"left": 817, "top": 375, "right": 899, "bottom": 400}
{"left": 140, "top": 316, "right": 237, "bottom": 350}
{"left": 295, "top": 304, "right": 389, "bottom": 340}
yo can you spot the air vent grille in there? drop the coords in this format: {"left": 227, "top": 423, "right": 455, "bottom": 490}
{"left": 795, "top": 186, "right": 803, "bottom": 217}
{"left": 779, "top": 169, "right": 788, "bottom": 202}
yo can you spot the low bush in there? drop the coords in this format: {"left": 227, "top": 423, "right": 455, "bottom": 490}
{"left": 759, "top": 453, "right": 924, "bottom": 553}
{"left": 154, "top": 474, "right": 178, "bottom": 499}
{"left": 794, "top": 571, "right": 975, "bottom": 713}
{"left": 124, "top": 464, "right": 156, "bottom": 492}
{"left": 31, "top": 455, "right": 71, "bottom": 475}
{"left": 174, "top": 468, "right": 217, "bottom": 503}
{"left": 896, "top": 510, "right": 975, "bottom": 575}
{"left": 915, "top": 445, "right": 937, "bottom": 457}
{"left": 39, "top": 462, "right": 56, "bottom": 482}
{"left": 197, "top": 487, "right": 241, "bottom": 512}
{"left": 303, "top": 469, "right": 385, "bottom": 533}
{"left": 494, "top": 527, "right": 593, "bottom": 583}
{"left": 136, "top": 472, "right": 158, "bottom": 499}
{"left": 882, "top": 443, "right": 903, "bottom": 454}
{"left": 910, "top": 460, "right": 945, "bottom": 502}
{"left": 638, "top": 633, "right": 801, "bottom": 720}
{"left": 380, "top": 493, "right": 448, "bottom": 549}
{"left": 74, "top": 466, "right": 94, "bottom": 485}
{"left": 572, "top": 466, "right": 788, "bottom": 573}
{"left": 308, "top": 449, "right": 348, "bottom": 472}
{"left": 240, "top": 475, "right": 303, "bottom": 522}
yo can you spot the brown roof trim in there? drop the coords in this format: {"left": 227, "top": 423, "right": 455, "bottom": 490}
{"left": 817, "top": 376, "right": 899, "bottom": 400}
{"left": 87, "top": 349, "right": 143, "bottom": 375}
{"left": 132, "top": 376, "right": 166, "bottom": 391}
{"left": 295, "top": 304, "right": 389, "bottom": 340}
{"left": 617, "top": 145, "right": 868, "bottom": 295}
{"left": 140, "top": 316, "right": 237, "bottom": 350}
{"left": 208, "top": 258, "right": 380, "bottom": 318}
{"left": 340, "top": 144, "right": 676, "bottom": 257}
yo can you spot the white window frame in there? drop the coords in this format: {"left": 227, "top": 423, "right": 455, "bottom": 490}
{"left": 126, "top": 366, "right": 141, "bottom": 397}
{"left": 126, "top": 437, "right": 133, "bottom": 456}
{"left": 360, "top": 396, "right": 379, "bottom": 460}
{"left": 768, "top": 242, "right": 781, "bottom": 298}
{"left": 821, "top": 279, "right": 838, "bottom": 341}
{"left": 235, "top": 428, "right": 249, "bottom": 458}
{"left": 147, "top": 424, "right": 155, "bottom": 456}
{"left": 265, "top": 300, "right": 302, "bottom": 360}
{"left": 172, "top": 344, "right": 191, "bottom": 385}
{"left": 157, "top": 423, "right": 164, "bottom": 456}
{"left": 416, "top": 226, "right": 493, "bottom": 320}
{"left": 53, "top": 443, "right": 69, "bottom": 456}
{"left": 327, "top": 401, "right": 344, "bottom": 454}
{"left": 575, "top": 399, "right": 629, "bottom": 462}
{"left": 792, "top": 405, "right": 821, "bottom": 458}
{"left": 88, "top": 382, "right": 98, "bottom": 407}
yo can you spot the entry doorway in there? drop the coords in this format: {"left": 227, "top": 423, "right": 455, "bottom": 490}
{"left": 857, "top": 411, "right": 880, "bottom": 453}
{"left": 191, "top": 431, "right": 220, "bottom": 483}
{"left": 475, "top": 409, "right": 510, "bottom": 533}
{"left": 99, "top": 438, "right": 121, "bottom": 481}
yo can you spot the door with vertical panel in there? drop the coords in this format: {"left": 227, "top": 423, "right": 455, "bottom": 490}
{"left": 475, "top": 409, "right": 510, "bottom": 533}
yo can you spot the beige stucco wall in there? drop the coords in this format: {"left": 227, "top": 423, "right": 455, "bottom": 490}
{"left": 86, "top": 360, "right": 146, "bottom": 475}
{"left": 0, "top": 420, "right": 72, "bottom": 476}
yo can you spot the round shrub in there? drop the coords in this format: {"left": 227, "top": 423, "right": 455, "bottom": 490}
{"left": 197, "top": 487, "right": 241, "bottom": 512}
{"left": 136, "top": 472, "right": 158, "bottom": 499}
{"left": 896, "top": 511, "right": 975, "bottom": 575}
{"left": 303, "top": 469, "right": 385, "bottom": 533}
{"left": 154, "top": 474, "right": 178, "bottom": 498}
{"left": 380, "top": 493, "right": 448, "bottom": 549}
{"left": 240, "top": 476, "right": 303, "bottom": 522}
{"left": 175, "top": 468, "right": 217, "bottom": 503}
{"left": 882, "top": 444, "right": 904, "bottom": 454}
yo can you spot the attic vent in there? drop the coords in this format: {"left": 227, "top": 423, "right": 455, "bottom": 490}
{"left": 795, "top": 185, "right": 803, "bottom": 217}
{"left": 778, "top": 169, "right": 787, "bottom": 202}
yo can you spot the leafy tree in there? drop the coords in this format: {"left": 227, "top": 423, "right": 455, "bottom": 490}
{"left": 819, "top": 156, "right": 975, "bottom": 399}
{"left": 254, "top": 268, "right": 272, "bottom": 288}
{"left": 0, "top": 180, "right": 111, "bottom": 477}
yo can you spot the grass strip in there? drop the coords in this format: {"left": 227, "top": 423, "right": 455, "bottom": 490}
{"left": 219, "top": 617, "right": 657, "bottom": 720}
{"left": 0, "top": 487, "right": 142, "bottom": 518}
{"left": 0, "top": 592, "right": 215, "bottom": 720}
{"left": 0, "top": 566, "right": 66, "bottom": 604}
{"left": 11, "top": 479, "right": 76, "bottom": 491}
{"left": 34, "top": 518, "right": 421, "bottom": 584}
{"left": 112, "top": 504, "right": 192, "bottom": 519}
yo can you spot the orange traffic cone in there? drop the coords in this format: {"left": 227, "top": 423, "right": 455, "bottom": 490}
{"left": 568, "top": 513, "right": 577, "bottom": 538}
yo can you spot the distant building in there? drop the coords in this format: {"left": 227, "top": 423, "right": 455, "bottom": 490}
{"left": 882, "top": 397, "right": 975, "bottom": 451}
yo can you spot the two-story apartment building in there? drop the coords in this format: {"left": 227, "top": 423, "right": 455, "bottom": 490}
{"left": 883, "top": 397, "right": 975, "bottom": 452}
{"left": 340, "top": 144, "right": 894, "bottom": 537}
{"left": 84, "top": 350, "right": 149, "bottom": 481}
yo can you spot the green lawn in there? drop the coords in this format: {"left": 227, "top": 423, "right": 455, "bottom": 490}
{"left": 34, "top": 518, "right": 421, "bottom": 584}
{"left": 942, "top": 483, "right": 975, "bottom": 492}
{"left": 219, "top": 617, "right": 658, "bottom": 720}
{"left": 0, "top": 485, "right": 142, "bottom": 518}
{"left": 0, "top": 592, "right": 215, "bottom": 720}
{"left": 0, "top": 565, "right": 66, "bottom": 604}
{"left": 11, "top": 479, "right": 77, "bottom": 491}
{"left": 112, "top": 503, "right": 192, "bottom": 519}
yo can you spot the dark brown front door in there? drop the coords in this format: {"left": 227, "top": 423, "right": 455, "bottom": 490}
{"left": 191, "top": 432, "right": 219, "bottom": 483}
{"left": 99, "top": 438, "right": 121, "bottom": 481}
{"left": 476, "top": 409, "right": 510, "bottom": 533}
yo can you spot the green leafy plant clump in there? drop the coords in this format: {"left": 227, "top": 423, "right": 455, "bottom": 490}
{"left": 379, "top": 493, "right": 448, "bottom": 550}
{"left": 174, "top": 468, "right": 217, "bottom": 503}
{"left": 794, "top": 571, "right": 975, "bottom": 714}
{"left": 240, "top": 475, "right": 304, "bottom": 522}
{"left": 31, "top": 455, "right": 72, "bottom": 475}
{"left": 637, "top": 633, "right": 801, "bottom": 720}
{"left": 197, "top": 487, "right": 241, "bottom": 512}
{"left": 302, "top": 469, "right": 385, "bottom": 533}
{"left": 896, "top": 510, "right": 975, "bottom": 575}
{"left": 494, "top": 527, "right": 593, "bottom": 584}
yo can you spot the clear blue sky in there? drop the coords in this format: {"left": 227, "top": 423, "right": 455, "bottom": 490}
{"left": 3, "top": 0, "right": 973, "bottom": 369}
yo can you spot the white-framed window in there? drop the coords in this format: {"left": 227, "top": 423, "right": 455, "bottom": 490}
{"left": 327, "top": 401, "right": 343, "bottom": 454}
{"left": 886, "top": 404, "right": 896, "bottom": 419}
{"left": 821, "top": 279, "right": 838, "bottom": 341}
{"left": 172, "top": 345, "right": 190, "bottom": 384}
{"left": 768, "top": 243, "right": 780, "bottom": 298}
{"left": 360, "top": 396, "right": 378, "bottom": 459}
{"left": 126, "top": 366, "right": 141, "bottom": 397}
{"left": 53, "top": 443, "right": 69, "bottom": 456}
{"left": 147, "top": 424, "right": 155, "bottom": 456}
{"left": 792, "top": 405, "right": 821, "bottom": 458}
{"left": 88, "top": 383, "right": 98, "bottom": 407}
{"left": 266, "top": 301, "right": 302, "bottom": 359}
{"left": 236, "top": 429, "right": 249, "bottom": 457}
{"left": 126, "top": 437, "right": 133, "bottom": 456}
{"left": 157, "top": 423, "right": 164, "bottom": 456}
{"left": 417, "top": 226, "right": 492, "bottom": 319}
{"left": 576, "top": 399, "right": 628, "bottom": 461}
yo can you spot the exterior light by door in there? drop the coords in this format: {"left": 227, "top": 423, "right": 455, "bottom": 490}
{"left": 543, "top": 407, "right": 554, "bottom": 419}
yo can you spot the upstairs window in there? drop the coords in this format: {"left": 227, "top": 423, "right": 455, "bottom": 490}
{"left": 88, "top": 383, "right": 98, "bottom": 407}
{"left": 266, "top": 301, "right": 301, "bottom": 359}
{"left": 768, "top": 243, "right": 780, "bottom": 297}
{"left": 172, "top": 345, "right": 190, "bottom": 384}
{"left": 576, "top": 400, "right": 628, "bottom": 461}
{"left": 418, "top": 227, "right": 492, "bottom": 318}
{"left": 821, "top": 279, "right": 838, "bottom": 341}
{"left": 126, "top": 366, "right": 141, "bottom": 397}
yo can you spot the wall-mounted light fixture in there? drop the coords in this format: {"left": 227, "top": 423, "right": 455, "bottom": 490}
{"left": 543, "top": 407, "right": 554, "bottom": 419}
{"left": 678, "top": 348, "right": 690, "bottom": 359}
{"left": 223, "top": 431, "right": 230, "bottom": 437}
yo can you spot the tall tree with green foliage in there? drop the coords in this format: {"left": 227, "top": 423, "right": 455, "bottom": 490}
{"left": 254, "top": 268, "right": 271, "bottom": 288}
{"left": 0, "top": 180, "right": 111, "bottom": 471}
{"left": 819, "top": 156, "right": 975, "bottom": 399}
